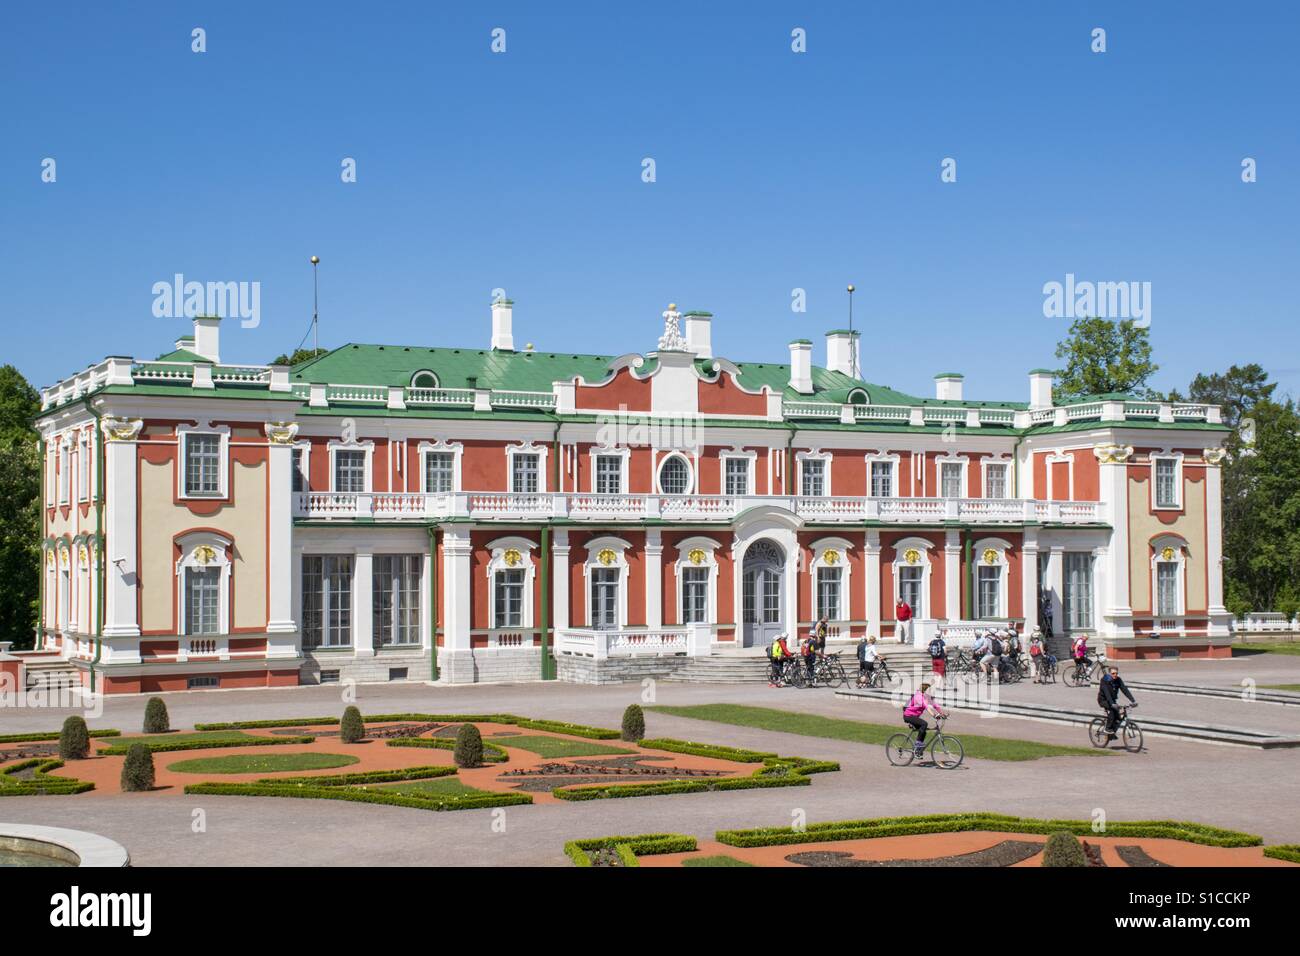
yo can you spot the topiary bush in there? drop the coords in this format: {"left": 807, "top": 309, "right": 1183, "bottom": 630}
{"left": 143, "top": 697, "right": 170, "bottom": 734}
{"left": 58, "top": 716, "right": 90, "bottom": 760}
{"left": 340, "top": 706, "right": 365, "bottom": 743}
{"left": 120, "top": 743, "right": 156, "bottom": 792}
{"left": 453, "top": 723, "right": 483, "bottom": 768}
{"left": 1042, "top": 830, "right": 1087, "bottom": 867}
{"left": 621, "top": 704, "right": 645, "bottom": 742}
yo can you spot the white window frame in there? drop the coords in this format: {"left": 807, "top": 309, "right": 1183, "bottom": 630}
{"left": 891, "top": 536, "right": 934, "bottom": 621}
{"left": 57, "top": 437, "right": 71, "bottom": 505}
{"left": 972, "top": 537, "right": 1011, "bottom": 621}
{"left": 656, "top": 452, "right": 694, "bottom": 496}
{"left": 796, "top": 450, "right": 832, "bottom": 498}
{"left": 409, "top": 369, "right": 440, "bottom": 389}
{"left": 1063, "top": 550, "right": 1096, "bottom": 631}
{"left": 1044, "top": 449, "right": 1074, "bottom": 501}
{"left": 291, "top": 440, "right": 312, "bottom": 494}
{"left": 674, "top": 536, "right": 721, "bottom": 626}
{"left": 177, "top": 424, "right": 232, "bottom": 500}
{"left": 1149, "top": 536, "right": 1187, "bottom": 616}
{"left": 582, "top": 536, "right": 632, "bottom": 629}
{"left": 981, "top": 457, "right": 1012, "bottom": 500}
{"left": 936, "top": 454, "right": 968, "bottom": 499}
{"left": 77, "top": 431, "right": 91, "bottom": 502}
{"left": 589, "top": 445, "right": 630, "bottom": 495}
{"left": 506, "top": 442, "right": 548, "bottom": 494}
{"left": 809, "top": 537, "right": 854, "bottom": 623}
{"left": 327, "top": 440, "right": 375, "bottom": 494}
{"left": 720, "top": 448, "right": 757, "bottom": 497}
{"left": 486, "top": 536, "right": 537, "bottom": 630}
{"left": 419, "top": 439, "right": 464, "bottom": 494}
{"left": 1150, "top": 452, "right": 1184, "bottom": 511}
{"left": 866, "top": 452, "right": 900, "bottom": 498}
{"left": 372, "top": 553, "right": 424, "bottom": 647}
{"left": 174, "top": 531, "right": 233, "bottom": 636}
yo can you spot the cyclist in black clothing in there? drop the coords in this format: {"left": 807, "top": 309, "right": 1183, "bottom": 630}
{"left": 1097, "top": 667, "right": 1137, "bottom": 742}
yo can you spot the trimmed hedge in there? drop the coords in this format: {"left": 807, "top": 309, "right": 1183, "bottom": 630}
{"left": 454, "top": 723, "right": 484, "bottom": 768}
{"left": 386, "top": 737, "right": 509, "bottom": 762}
{"left": 120, "top": 744, "right": 156, "bottom": 792}
{"left": 1263, "top": 845, "right": 1300, "bottom": 864}
{"left": 260, "top": 765, "right": 457, "bottom": 787}
{"left": 1042, "top": 831, "right": 1087, "bottom": 867}
{"left": 98, "top": 735, "right": 315, "bottom": 755}
{"left": 621, "top": 705, "right": 646, "bottom": 742}
{"left": 0, "top": 729, "right": 120, "bottom": 744}
{"left": 59, "top": 716, "right": 91, "bottom": 759}
{"left": 0, "top": 758, "right": 95, "bottom": 796}
{"left": 563, "top": 833, "right": 698, "bottom": 867}
{"left": 183, "top": 781, "right": 533, "bottom": 812}
{"left": 143, "top": 697, "right": 170, "bottom": 734}
{"left": 340, "top": 706, "right": 365, "bottom": 743}
{"left": 715, "top": 812, "right": 1262, "bottom": 849}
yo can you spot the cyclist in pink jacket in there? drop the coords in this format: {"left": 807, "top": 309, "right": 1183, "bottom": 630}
{"left": 903, "top": 683, "right": 948, "bottom": 759}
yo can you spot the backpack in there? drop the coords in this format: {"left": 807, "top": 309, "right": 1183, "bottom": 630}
{"left": 991, "top": 637, "right": 1004, "bottom": 656}
{"left": 927, "top": 638, "right": 944, "bottom": 659}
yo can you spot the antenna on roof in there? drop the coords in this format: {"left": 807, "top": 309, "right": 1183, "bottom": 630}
{"left": 310, "top": 256, "right": 321, "bottom": 354}
{"left": 846, "top": 283, "right": 857, "bottom": 378}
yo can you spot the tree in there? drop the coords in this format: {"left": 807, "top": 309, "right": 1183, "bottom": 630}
{"left": 120, "top": 743, "right": 156, "bottom": 792}
{"left": 453, "top": 723, "right": 483, "bottom": 768}
{"left": 0, "top": 366, "right": 40, "bottom": 649}
{"left": 340, "top": 705, "right": 365, "bottom": 743}
{"left": 269, "top": 347, "right": 328, "bottom": 367}
{"left": 1053, "top": 318, "right": 1159, "bottom": 399}
{"left": 1167, "top": 363, "right": 1275, "bottom": 432}
{"left": 620, "top": 704, "right": 645, "bottom": 742}
{"left": 143, "top": 697, "right": 170, "bottom": 734}
{"left": 1041, "top": 831, "right": 1087, "bottom": 867}
{"left": 59, "top": 716, "right": 90, "bottom": 759}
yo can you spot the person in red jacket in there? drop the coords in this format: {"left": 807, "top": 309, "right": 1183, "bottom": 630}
{"left": 895, "top": 599, "right": 913, "bottom": 644}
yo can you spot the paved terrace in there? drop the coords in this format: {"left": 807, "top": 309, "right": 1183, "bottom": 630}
{"left": 1, "top": 652, "right": 1297, "bottom": 866}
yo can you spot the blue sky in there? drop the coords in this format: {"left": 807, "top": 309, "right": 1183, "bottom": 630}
{"left": 3, "top": 1, "right": 1297, "bottom": 403}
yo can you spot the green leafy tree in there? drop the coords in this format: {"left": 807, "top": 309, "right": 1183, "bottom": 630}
{"left": 143, "top": 697, "right": 170, "bottom": 734}
{"left": 1167, "top": 363, "right": 1275, "bottom": 432}
{"left": 453, "top": 723, "right": 483, "bottom": 768}
{"left": 120, "top": 743, "right": 156, "bottom": 792}
{"left": 1053, "top": 318, "right": 1159, "bottom": 399}
{"left": 1041, "top": 831, "right": 1087, "bottom": 867}
{"left": 59, "top": 715, "right": 90, "bottom": 759}
{"left": 269, "top": 347, "right": 328, "bottom": 367}
{"left": 0, "top": 366, "right": 40, "bottom": 649}
{"left": 620, "top": 704, "right": 645, "bottom": 742}
{"left": 340, "top": 705, "right": 365, "bottom": 743}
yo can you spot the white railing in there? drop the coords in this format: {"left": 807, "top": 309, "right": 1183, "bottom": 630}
{"left": 467, "top": 492, "right": 553, "bottom": 518}
{"left": 1123, "top": 402, "right": 1161, "bottom": 419}
{"left": 1234, "top": 613, "right": 1298, "bottom": 634}
{"left": 132, "top": 362, "right": 194, "bottom": 382}
{"left": 568, "top": 494, "right": 651, "bottom": 519}
{"left": 1065, "top": 402, "right": 1105, "bottom": 421}
{"left": 478, "top": 629, "right": 536, "bottom": 649}
{"left": 490, "top": 390, "right": 556, "bottom": 409}
{"left": 326, "top": 384, "right": 388, "bottom": 404}
{"left": 212, "top": 365, "right": 272, "bottom": 384}
{"left": 853, "top": 405, "right": 910, "bottom": 422}
{"left": 782, "top": 401, "right": 839, "bottom": 418}
{"left": 406, "top": 387, "right": 475, "bottom": 406}
{"left": 554, "top": 625, "right": 711, "bottom": 659}
{"left": 660, "top": 495, "right": 736, "bottom": 519}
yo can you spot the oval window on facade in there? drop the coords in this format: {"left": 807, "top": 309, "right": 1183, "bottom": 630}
{"left": 658, "top": 455, "right": 691, "bottom": 495}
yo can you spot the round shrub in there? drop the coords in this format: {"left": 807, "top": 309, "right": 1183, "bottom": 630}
{"left": 621, "top": 704, "right": 645, "bottom": 742}
{"left": 340, "top": 706, "right": 365, "bottom": 743}
{"left": 58, "top": 715, "right": 90, "bottom": 760}
{"left": 453, "top": 723, "right": 484, "bottom": 768}
{"left": 120, "top": 743, "right": 156, "bottom": 792}
{"left": 1041, "top": 831, "right": 1087, "bottom": 867}
{"left": 143, "top": 696, "right": 170, "bottom": 734}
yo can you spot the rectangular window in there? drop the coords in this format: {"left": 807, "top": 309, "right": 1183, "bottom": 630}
{"left": 58, "top": 444, "right": 71, "bottom": 503}
{"left": 1064, "top": 552, "right": 1094, "bottom": 630}
{"left": 595, "top": 454, "right": 622, "bottom": 494}
{"left": 333, "top": 450, "right": 366, "bottom": 493}
{"left": 977, "top": 565, "right": 1001, "bottom": 618}
{"left": 1156, "top": 562, "right": 1179, "bottom": 615}
{"left": 494, "top": 569, "right": 525, "bottom": 628}
{"left": 682, "top": 566, "right": 709, "bottom": 623}
{"left": 301, "top": 555, "right": 353, "bottom": 648}
{"left": 870, "top": 461, "right": 893, "bottom": 498}
{"left": 985, "top": 463, "right": 1008, "bottom": 499}
{"left": 184, "top": 434, "right": 222, "bottom": 496}
{"left": 292, "top": 448, "right": 306, "bottom": 493}
{"left": 800, "top": 459, "right": 825, "bottom": 497}
{"left": 940, "top": 462, "right": 963, "bottom": 498}
{"left": 898, "top": 565, "right": 924, "bottom": 618}
{"left": 512, "top": 453, "right": 540, "bottom": 493}
{"left": 373, "top": 555, "right": 422, "bottom": 647}
{"left": 724, "top": 457, "right": 750, "bottom": 496}
{"left": 590, "top": 567, "right": 619, "bottom": 629}
{"left": 1155, "top": 458, "right": 1178, "bottom": 508}
{"left": 425, "top": 451, "right": 454, "bottom": 493}
{"left": 816, "top": 567, "right": 841, "bottom": 620}
{"left": 185, "top": 567, "right": 221, "bottom": 635}
{"left": 78, "top": 436, "right": 90, "bottom": 501}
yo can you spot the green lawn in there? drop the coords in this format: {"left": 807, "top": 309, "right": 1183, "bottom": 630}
{"left": 1233, "top": 642, "right": 1300, "bottom": 657}
{"left": 108, "top": 731, "right": 271, "bottom": 750}
{"left": 646, "top": 704, "right": 1104, "bottom": 761}
{"left": 681, "top": 855, "right": 754, "bottom": 868}
{"left": 1262, "top": 684, "right": 1300, "bottom": 692}
{"left": 170, "top": 753, "right": 360, "bottom": 774}
{"left": 369, "top": 777, "right": 493, "bottom": 800}
{"left": 487, "top": 735, "right": 632, "bottom": 758}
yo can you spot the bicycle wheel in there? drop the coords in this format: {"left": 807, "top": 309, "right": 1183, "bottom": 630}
{"left": 1088, "top": 718, "right": 1109, "bottom": 748}
{"left": 787, "top": 667, "right": 806, "bottom": 689}
{"left": 886, "top": 734, "right": 916, "bottom": 766}
{"left": 1062, "top": 663, "right": 1083, "bottom": 687}
{"left": 1016, "top": 658, "right": 1031, "bottom": 678}
{"left": 830, "top": 662, "right": 848, "bottom": 688}
{"left": 931, "top": 734, "right": 964, "bottom": 769}
{"left": 1123, "top": 721, "right": 1144, "bottom": 753}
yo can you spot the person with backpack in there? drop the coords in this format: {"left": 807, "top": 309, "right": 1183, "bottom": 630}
{"left": 981, "top": 630, "right": 1003, "bottom": 682}
{"left": 800, "top": 634, "right": 818, "bottom": 686}
{"left": 927, "top": 632, "right": 947, "bottom": 682}
{"left": 768, "top": 634, "right": 791, "bottom": 686}
{"left": 895, "top": 598, "right": 913, "bottom": 644}
{"left": 1071, "top": 634, "right": 1090, "bottom": 680}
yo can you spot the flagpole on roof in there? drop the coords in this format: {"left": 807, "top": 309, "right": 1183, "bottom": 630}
{"left": 310, "top": 256, "right": 320, "bottom": 354}
{"left": 847, "top": 283, "right": 857, "bottom": 378}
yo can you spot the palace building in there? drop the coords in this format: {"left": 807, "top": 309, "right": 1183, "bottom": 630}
{"left": 29, "top": 302, "right": 1233, "bottom": 694}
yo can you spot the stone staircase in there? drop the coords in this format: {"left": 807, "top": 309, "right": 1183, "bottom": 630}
{"left": 24, "top": 659, "right": 82, "bottom": 692}
{"left": 665, "top": 645, "right": 936, "bottom": 684}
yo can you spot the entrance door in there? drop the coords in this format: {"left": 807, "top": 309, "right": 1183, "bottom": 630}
{"left": 742, "top": 539, "right": 785, "bottom": 648}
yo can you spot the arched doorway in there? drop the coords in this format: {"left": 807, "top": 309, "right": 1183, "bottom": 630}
{"left": 742, "top": 539, "right": 785, "bottom": 647}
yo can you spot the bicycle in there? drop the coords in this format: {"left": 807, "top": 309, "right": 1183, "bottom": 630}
{"left": 1089, "top": 704, "right": 1143, "bottom": 752}
{"left": 814, "top": 652, "right": 850, "bottom": 688}
{"left": 774, "top": 659, "right": 806, "bottom": 689}
{"left": 886, "top": 715, "right": 964, "bottom": 769}
{"left": 856, "top": 657, "right": 895, "bottom": 689}
{"left": 1061, "top": 654, "right": 1104, "bottom": 687}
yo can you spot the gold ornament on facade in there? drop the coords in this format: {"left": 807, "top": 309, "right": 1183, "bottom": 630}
{"left": 1093, "top": 443, "right": 1134, "bottom": 464}
{"left": 1203, "top": 447, "right": 1227, "bottom": 466}
{"left": 102, "top": 417, "right": 143, "bottom": 442}
{"left": 688, "top": 548, "right": 706, "bottom": 566}
{"left": 78, "top": 544, "right": 89, "bottom": 567}
{"left": 904, "top": 548, "right": 921, "bottom": 565}
{"left": 983, "top": 548, "right": 999, "bottom": 565}
{"left": 822, "top": 549, "right": 840, "bottom": 565}
{"left": 597, "top": 548, "right": 617, "bottom": 567}
{"left": 194, "top": 545, "right": 217, "bottom": 566}
{"left": 1161, "top": 546, "right": 1176, "bottom": 561}
{"left": 265, "top": 421, "right": 300, "bottom": 445}
{"left": 503, "top": 548, "right": 522, "bottom": 567}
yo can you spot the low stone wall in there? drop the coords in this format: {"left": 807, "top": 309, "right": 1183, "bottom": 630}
{"left": 300, "top": 651, "right": 432, "bottom": 685}
{"left": 556, "top": 654, "right": 691, "bottom": 685}
{"left": 436, "top": 647, "right": 544, "bottom": 684}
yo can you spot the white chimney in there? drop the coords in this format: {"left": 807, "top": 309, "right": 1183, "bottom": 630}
{"left": 192, "top": 316, "right": 221, "bottom": 364}
{"left": 788, "top": 340, "right": 813, "bottom": 394}
{"left": 825, "top": 330, "right": 860, "bottom": 378}
{"left": 934, "top": 373, "right": 963, "bottom": 401}
{"left": 1029, "top": 369, "right": 1054, "bottom": 408}
{"left": 683, "top": 311, "right": 713, "bottom": 358}
{"left": 491, "top": 297, "right": 514, "bottom": 351}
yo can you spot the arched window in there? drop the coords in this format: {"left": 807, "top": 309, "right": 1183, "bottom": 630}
{"left": 657, "top": 454, "right": 692, "bottom": 495}
{"left": 410, "top": 370, "right": 439, "bottom": 389}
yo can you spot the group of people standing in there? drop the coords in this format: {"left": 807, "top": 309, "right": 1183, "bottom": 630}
{"left": 766, "top": 616, "right": 830, "bottom": 686}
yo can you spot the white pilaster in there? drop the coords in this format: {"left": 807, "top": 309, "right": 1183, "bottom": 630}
{"left": 1203, "top": 450, "right": 1231, "bottom": 636}
{"left": 442, "top": 527, "right": 473, "bottom": 651}
{"left": 353, "top": 550, "right": 374, "bottom": 657}
{"left": 102, "top": 418, "right": 142, "bottom": 638}
{"left": 1046, "top": 546, "right": 1065, "bottom": 639}
{"left": 943, "top": 530, "right": 961, "bottom": 621}
{"left": 645, "top": 528, "right": 663, "bottom": 628}
{"left": 1095, "top": 445, "right": 1135, "bottom": 640}
{"left": 865, "top": 529, "right": 881, "bottom": 639}
{"left": 552, "top": 530, "right": 570, "bottom": 630}
{"left": 264, "top": 423, "right": 298, "bottom": 640}
{"left": 1021, "top": 530, "right": 1040, "bottom": 632}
